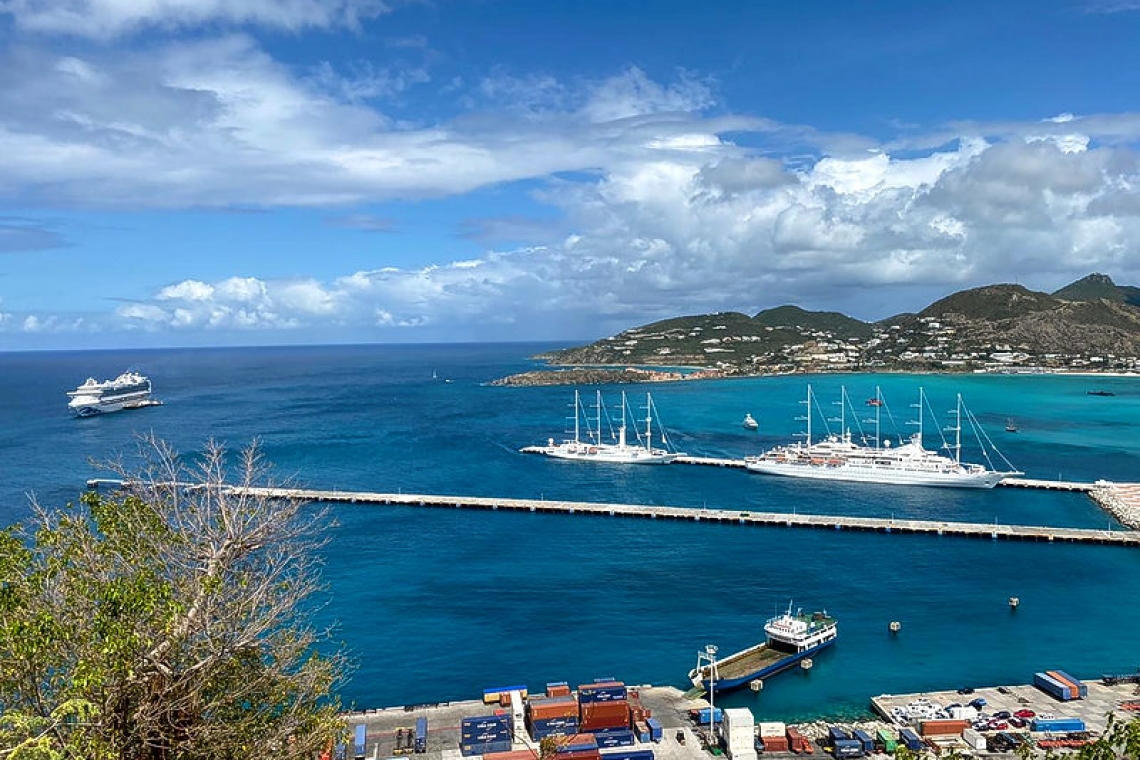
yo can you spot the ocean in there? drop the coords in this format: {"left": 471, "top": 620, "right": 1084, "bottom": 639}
{"left": 2, "top": 343, "right": 1139, "bottom": 721}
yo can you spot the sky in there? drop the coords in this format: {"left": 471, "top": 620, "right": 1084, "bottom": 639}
{"left": 2, "top": 0, "right": 1140, "bottom": 350}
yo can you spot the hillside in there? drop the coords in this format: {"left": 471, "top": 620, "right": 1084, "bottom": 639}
{"left": 528, "top": 274, "right": 1140, "bottom": 380}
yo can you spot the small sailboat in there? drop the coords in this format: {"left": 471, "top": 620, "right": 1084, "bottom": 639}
{"left": 1005, "top": 418, "right": 1018, "bottom": 433}
{"left": 742, "top": 413, "right": 759, "bottom": 430}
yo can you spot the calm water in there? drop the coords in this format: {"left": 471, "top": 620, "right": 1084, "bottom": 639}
{"left": 2, "top": 344, "right": 1139, "bottom": 721}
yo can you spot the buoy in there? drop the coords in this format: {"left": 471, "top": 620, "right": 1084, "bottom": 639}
{"left": 1009, "top": 597, "right": 1020, "bottom": 609}
{"left": 889, "top": 621, "right": 902, "bottom": 633}
{"left": 750, "top": 679, "right": 763, "bottom": 692}
{"left": 800, "top": 658, "right": 813, "bottom": 671}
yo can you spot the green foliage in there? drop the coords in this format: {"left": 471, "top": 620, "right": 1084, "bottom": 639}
{"left": 0, "top": 437, "right": 349, "bottom": 760}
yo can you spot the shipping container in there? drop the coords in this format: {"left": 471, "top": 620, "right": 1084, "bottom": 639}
{"left": 556, "top": 751, "right": 601, "bottom": 760}
{"left": 461, "top": 739, "right": 513, "bottom": 757}
{"left": 692, "top": 708, "right": 723, "bottom": 725}
{"left": 530, "top": 717, "right": 580, "bottom": 740}
{"left": 578, "top": 683, "right": 628, "bottom": 704}
{"left": 484, "top": 686, "right": 528, "bottom": 704}
{"left": 786, "top": 727, "right": 809, "bottom": 754}
{"left": 757, "top": 723, "right": 786, "bottom": 739}
{"left": 548, "top": 683, "right": 573, "bottom": 698}
{"left": 1047, "top": 670, "right": 1088, "bottom": 698}
{"left": 354, "top": 725, "right": 367, "bottom": 759}
{"left": 827, "top": 727, "right": 849, "bottom": 745}
{"left": 1034, "top": 672, "right": 1075, "bottom": 701}
{"left": 334, "top": 743, "right": 347, "bottom": 760}
{"left": 633, "top": 721, "right": 650, "bottom": 744}
{"left": 529, "top": 697, "right": 581, "bottom": 720}
{"left": 874, "top": 729, "right": 896, "bottom": 753}
{"left": 415, "top": 718, "right": 428, "bottom": 754}
{"left": 897, "top": 728, "right": 923, "bottom": 752}
{"left": 462, "top": 715, "right": 513, "bottom": 744}
{"left": 961, "top": 728, "right": 986, "bottom": 751}
{"left": 646, "top": 718, "right": 663, "bottom": 743}
{"left": 919, "top": 719, "right": 970, "bottom": 737}
{"left": 595, "top": 730, "right": 635, "bottom": 748}
{"left": 851, "top": 730, "right": 874, "bottom": 753}
{"left": 831, "top": 739, "right": 863, "bottom": 758}
{"left": 483, "top": 751, "right": 539, "bottom": 760}
{"left": 558, "top": 734, "right": 599, "bottom": 753}
{"left": 598, "top": 749, "right": 654, "bottom": 760}
{"left": 760, "top": 736, "right": 789, "bottom": 753}
{"left": 1031, "top": 717, "right": 1087, "bottom": 733}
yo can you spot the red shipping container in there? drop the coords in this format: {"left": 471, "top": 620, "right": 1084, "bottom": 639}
{"left": 548, "top": 685, "right": 572, "bottom": 698}
{"left": 1047, "top": 671, "right": 1083, "bottom": 697}
{"left": 484, "top": 752, "right": 538, "bottom": 760}
{"left": 762, "top": 737, "right": 790, "bottom": 752}
{"left": 556, "top": 753, "right": 600, "bottom": 760}
{"left": 580, "top": 715, "right": 629, "bottom": 731}
{"left": 920, "top": 719, "right": 969, "bottom": 737}
{"left": 579, "top": 701, "right": 629, "bottom": 718}
{"left": 529, "top": 697, "right": 579, "bottom": 720}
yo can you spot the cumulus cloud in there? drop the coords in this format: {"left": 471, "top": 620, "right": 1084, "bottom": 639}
{"left": 0, "top": 0, "right": 394, "bottom": 38}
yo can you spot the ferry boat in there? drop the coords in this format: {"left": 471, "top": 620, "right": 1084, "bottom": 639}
{"left": 529, "top": 389, "right": 684, "bottom": 464}
{"left": 689, "top": 604, "right": 838, "bottom": 694}
{"left": 67, "top": 371, "right": 157, "bottom": 417}
{"left": 743, "top": 386, "right": 1020, "bottom": 489}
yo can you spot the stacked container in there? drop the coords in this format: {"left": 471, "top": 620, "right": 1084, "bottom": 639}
{"left": 721, "top": 708, "right": 758, "bottom": 760}
{"left": 529, "top": 696, "right": 581, "bottom": 740}
{"left": 874, "top": 729, "right": 897, "bottom": 753}
{"left": 897, "top": 728, "right": 923, "bottom": 752}
{"left": 645, "top": 718, "right": 663, "bottom": 743}
{"left": 461, "top": 715, "right": 513, "bottom": 757}
{"left": 548, "top": 683, "right": 572, "bottom": 698}
{"left": 1046, "top": 670, "right": 1088, "bottom": 698}
{"left": 597, "top": 750, "right": 654, "bottom": 760}
{"left": 1034, "top": 672, "right": 1079, "bottom": 701}
{"left": 961, "top": 728, "right": 987, "bottom": 751}
{"left": 850, "top": 730, "right": 874, "bottom": 754}
{"left": 484, "top": 686, "right": 528, "bottom": 705}
{"left": 785, "top": 728, "right": 812, "bottom": 754}
{"left": 579, "top": 682, "right": 630, "bottom": 733}
{"left": 1031, "top": 717, "right": 1087, "bottom": 733}
{"left": 758, "top": 723, "right": 788, "bottom": 753}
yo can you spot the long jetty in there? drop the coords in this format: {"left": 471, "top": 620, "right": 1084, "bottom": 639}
{"left": 88, "top": 479, "right": 1140, "bottom": 548}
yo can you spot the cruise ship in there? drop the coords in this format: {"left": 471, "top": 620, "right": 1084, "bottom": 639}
{"left": 743, "top": 386, "right": 1020, "bottom": 489}
{"left": 689, "top": 604, "right": 838, "bottom": 694}
{"left": 67, "top": 372, "right": 157, "bottom": 417}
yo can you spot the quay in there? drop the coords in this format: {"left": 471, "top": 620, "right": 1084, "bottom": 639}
{"left": 88, "top": 479, "right": 1140, "bottom": 547}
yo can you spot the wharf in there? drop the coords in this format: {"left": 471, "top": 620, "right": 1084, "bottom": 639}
{"left": 871, "top": 678, "right": 1140, "bottom": 736}
{"left": 86, "top": 480, "right": 1140, "bottom": 547}
{"left": 341, "top": 686, "right": 707, "bottom": 760}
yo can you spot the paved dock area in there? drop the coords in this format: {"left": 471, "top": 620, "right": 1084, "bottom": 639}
{"left": 871, "top": 678, "right": 1140, "bottom": 736}
{"left": 341, "top": 686, "right": 709, "bottom": 760}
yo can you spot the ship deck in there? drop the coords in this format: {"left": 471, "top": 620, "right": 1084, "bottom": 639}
{"left": 703, "top": 643, "right": 786, "bottom": 681}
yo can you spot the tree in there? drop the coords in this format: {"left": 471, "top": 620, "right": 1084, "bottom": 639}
{"left": 0, "top": 436, "right": 349, "bottom": 760}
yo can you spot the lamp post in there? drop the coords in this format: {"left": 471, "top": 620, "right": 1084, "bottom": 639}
{"left": 704, "top": 644, "right": 718, "bottom": 747}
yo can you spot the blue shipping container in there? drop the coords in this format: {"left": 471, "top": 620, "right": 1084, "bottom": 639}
{"left": 596, "top": 730, "right": 635, "bottom": 748}
{"left": 646, "top": 718, "right": 663, "bottom": 743}
{"left": 558, "top": 737, "right": 598, "bottom": 753}
{"left": 334, "top": 743, "right": 347, "bottom": 760}
{"left": 354, "top": 725, "right": 367, "bottom": 758}
{"left": 634, "top": 726, "right": 650, "bottom": 743}
{"left": 1032, "top": 718, "right": 1087, "bottom": 733}
{"left": 898, "top": 728, "right": 922, "bottom": 752}
{"left": 1034, "top": 672, "right": 1075, "bottom": 702}
{"left": 530, "top": 718, "right": 579, "bottom": 740}
{"left": 828, "top": 727, "right": 850, "bottom": 744}
{"left": 579, "top": 686, "right": 628, "bottom": 704}
{"left": 415, "top": 717, "right": 427, "bottom": 753}
{"left": 599, "top": 750, "right": 654, "bottom": 760}
{"left": 832, "top": 739, "right": 863, "bottom": 758}
{"left": 461, "top": 740, "right": 513, "bottom": 757}
{"left": 692, "top": 708, "right": 723, "bottom": 724}
{"left": 851, "top": 730, "right": 874, "bottom": 753}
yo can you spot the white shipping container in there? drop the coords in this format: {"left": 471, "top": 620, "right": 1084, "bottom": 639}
{"left": 949, "top": 706, "right": 979, "bottom": 721}
{"left": 757, "top": 722, "right": 786, "bottom": 738}
{"left": 722, "top": 708, "right": 755, "bottom": 732}
{"left": 724, "top": 747, "right": 758, "bottom": 760}
{"left": 961, "top": 728, "right": 987, "bottom": 751}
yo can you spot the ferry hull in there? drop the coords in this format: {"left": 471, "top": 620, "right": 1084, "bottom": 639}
{"left": 743, "top": 460, "right": 1006, "bottom": 489}
{"left": 691, "top": 638, "right": 837, "bottom": 695}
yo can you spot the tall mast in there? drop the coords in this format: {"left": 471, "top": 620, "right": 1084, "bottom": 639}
{"left": 596, "top": 390, "right": 604, "bottom": 444}
{"left": 953, "top": 394, "right": 963, "bottom": 464}
{"left": 875, "top": 386, "right": 882, "bottom": 449}
{"left": 644, "top": 393, "right": 654, "bottom": 452}
{"left": 806, "top": 385, "right": 813, "bottom": 446}
{"left": 573, "top": 389, "right": 581, "bottom": 444}
{"left": 618, "top": 391, "right": 628, "bottom": 448}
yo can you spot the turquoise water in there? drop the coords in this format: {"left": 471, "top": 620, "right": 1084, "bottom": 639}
{"left": 1, "top": 344, "right": 1139, "bottom": 720}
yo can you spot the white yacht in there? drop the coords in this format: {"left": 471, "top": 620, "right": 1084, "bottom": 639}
{"left": 529, "top": 389, "right": 684, "bottom": 464}
{"left": 67, "top": 371, "right": 157, "bottom": 417}
{"left": 743, "top": 386, "right": 1020, "bottom": 489}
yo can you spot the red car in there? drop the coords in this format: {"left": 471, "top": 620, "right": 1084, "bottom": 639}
{"left": 1014, "top": 709, "right": 1036, "bottom": 719}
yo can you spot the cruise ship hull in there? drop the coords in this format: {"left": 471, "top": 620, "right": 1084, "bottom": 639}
{"left": 539, "top": 444, "right": 678, "bottom": 465}
{"left": 689, "top": 638, "right": 837, "bottom": 694}
{"left": 744, "top": 460, "right": 1005, "bottom": 488}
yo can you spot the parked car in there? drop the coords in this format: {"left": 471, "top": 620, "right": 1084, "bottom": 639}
{"left": 1014, "top": 709, "right": 1036, "bottom": 719}
{"left": 994, "top": 711, "right": 1012, "bottom": 720}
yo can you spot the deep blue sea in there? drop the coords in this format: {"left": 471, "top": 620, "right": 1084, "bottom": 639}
{"left": 2, "top": 343, "right": 1139, "bottom": 721}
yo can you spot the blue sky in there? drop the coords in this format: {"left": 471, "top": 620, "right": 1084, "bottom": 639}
{"left": 3, "top": 0, "right": 1140, "bottom": 349}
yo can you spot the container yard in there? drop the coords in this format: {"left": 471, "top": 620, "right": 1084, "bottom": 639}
{"left": 336, "top": 673, "right": 1140, "bottom": 759}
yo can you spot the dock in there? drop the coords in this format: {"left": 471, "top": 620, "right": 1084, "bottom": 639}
{"left": 88, "top": 479, "right": 1140, "bottom": 547}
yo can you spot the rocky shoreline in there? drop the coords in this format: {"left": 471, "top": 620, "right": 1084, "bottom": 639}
{"left": 1089, "top": 482, "right": 1140, "bottom": 530}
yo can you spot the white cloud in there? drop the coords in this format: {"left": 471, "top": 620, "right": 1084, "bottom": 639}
{"left": 0, "top": 0, "right": 393, "bottom": 38}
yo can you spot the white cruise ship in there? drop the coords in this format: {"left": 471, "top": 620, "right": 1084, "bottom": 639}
{"left": 743, "top": 386, "right": 1020, "bottom": 489}
{"left": 67, "top": 372, "right": 156, "bottom": 417}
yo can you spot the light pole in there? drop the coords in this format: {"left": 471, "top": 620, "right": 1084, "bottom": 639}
{"left": 704, "top": 644, "right": 718, "bottom": 747}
